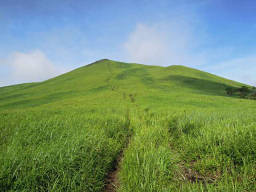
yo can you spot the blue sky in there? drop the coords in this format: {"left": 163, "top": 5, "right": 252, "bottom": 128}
{"left": 1, "top": 0, "right": 256, "bottom": 86}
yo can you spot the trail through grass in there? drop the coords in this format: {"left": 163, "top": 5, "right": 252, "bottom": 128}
{"left": 1, "top": 59, "right": 256, "bottom": 191}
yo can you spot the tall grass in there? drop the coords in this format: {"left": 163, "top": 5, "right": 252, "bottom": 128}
{"left": 0, "top": 108, "right": 130, "bottom": 191}
{"left": 117, "top": 109, "right": 256, "bottom": 191}
{"left": 118, "top": 111, "right": 177, "bottom": 192}
{"left": 1, "top": 59, "right": 256, "bottom": 191}
{"left": 167, "top": 111, "right": 256, "bottom": 191}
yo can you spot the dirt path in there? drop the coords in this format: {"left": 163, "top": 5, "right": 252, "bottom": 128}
{"left": 105, "top": 152, "right": 123, "bottom": 192}
{"left": 105, "top": 135, "right": 131, "bottom": 192}
{"left": 105, "top": 93, "right": 134, "bottom": 192}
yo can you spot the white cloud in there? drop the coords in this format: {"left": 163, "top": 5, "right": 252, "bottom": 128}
{"left": 1, "top": 50, "right": 67, "bottom": 86}
{"left": 123, "top": 23, "right": 200, "bottom": 66}
{"left": 124, "top": 24, "right": 170, "bottom": 66}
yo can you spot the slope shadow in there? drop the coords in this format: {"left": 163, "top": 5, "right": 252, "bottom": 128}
{"left": 163, "top": 75, "right": 231, "bottom": 96}
{"left": 0, "top": 91, "right": 75, "bottom": 110}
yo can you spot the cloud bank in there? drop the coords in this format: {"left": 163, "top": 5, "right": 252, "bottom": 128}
{"left": 1, "top": 50, "right": 66, "bottom": 86}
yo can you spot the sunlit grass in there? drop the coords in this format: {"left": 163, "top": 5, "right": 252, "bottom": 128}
{"left": 0, "top": 59, "right": 255, "bottom": 191}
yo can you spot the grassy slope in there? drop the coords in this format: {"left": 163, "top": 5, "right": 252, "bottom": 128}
{"left": 0, "top": 59, "right": 255, "bottom": 191}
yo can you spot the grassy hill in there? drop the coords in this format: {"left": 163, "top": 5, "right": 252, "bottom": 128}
{"left": 0, "top": 59, "right": 244, "bottom": 110}
{"left": 0, "top": 59, "right": 255, "bottom": 191}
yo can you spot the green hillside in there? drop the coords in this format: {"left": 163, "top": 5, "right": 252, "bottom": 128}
{"left": 0, "top": 59, "right": 255, "bottom": 191}
{"left": 0, "top": 59, "right": 244, "bottom": 110}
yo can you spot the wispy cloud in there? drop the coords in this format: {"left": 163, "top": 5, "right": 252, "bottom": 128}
{"left": 123, "top": 21, "right": 207, "bottom": 67}
{"left": 124, "top": 24, "right": 171, "bottom": 66}
{"left": 206, "top": 56, "right": 256, "bottom": 86}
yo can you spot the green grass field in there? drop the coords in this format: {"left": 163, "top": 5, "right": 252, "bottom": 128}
{"left": 0, "top": 59, "right": 255, "bottom": 191}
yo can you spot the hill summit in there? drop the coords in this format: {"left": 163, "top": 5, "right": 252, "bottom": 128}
{"left": 0, "top": 59, "right": 242, "bottom": 110}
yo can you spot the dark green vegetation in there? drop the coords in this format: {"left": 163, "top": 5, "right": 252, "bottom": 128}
{"left": 0, "top": 59, "right": 255, "bottom": 191}
{"left": 225, "top": 86, "right": 256, "bottom": 99}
